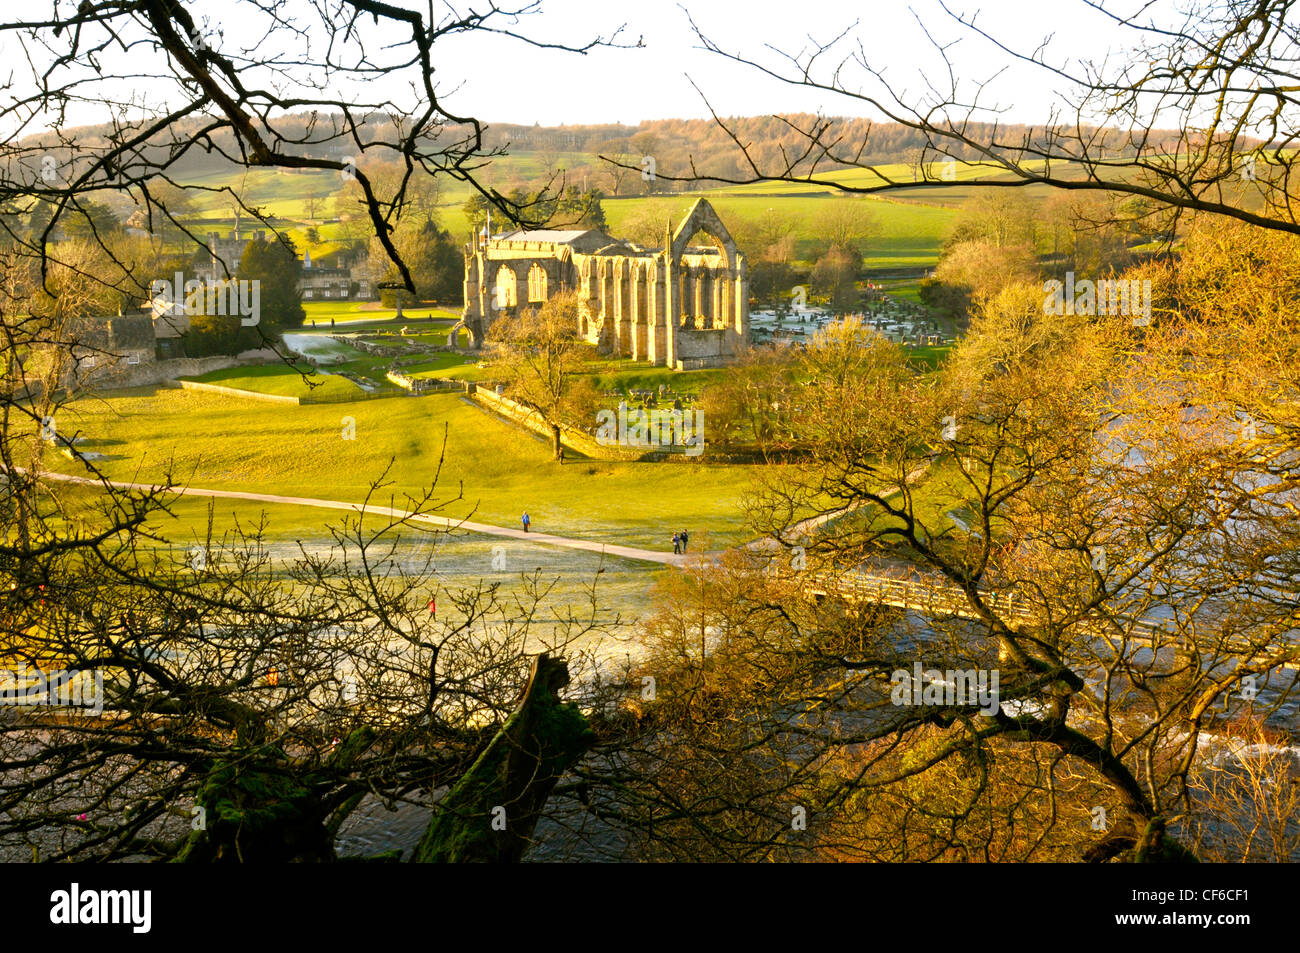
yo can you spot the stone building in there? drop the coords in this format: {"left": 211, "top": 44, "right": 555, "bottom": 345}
{"left": 63, "top": 313, "right": 158, "bottom": 386}
{"left": 459, "top": 198, "right": 749, "bottom": 369}
{"left": 199, "top": 230, "right": 266, "bottom": 282}
{"left": 299, "top": 248, "right": 373, "bottom": 301}
{"left": 201, "top": 231, "right": 373, "bottom": 300}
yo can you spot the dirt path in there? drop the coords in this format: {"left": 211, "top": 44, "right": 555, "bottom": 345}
{"left": 38, "top": 471, "right": 689, "bottom": 567}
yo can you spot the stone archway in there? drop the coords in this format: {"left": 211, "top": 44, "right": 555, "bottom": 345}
{"left": 662, "top": 198, "right": 746, "bottom": 368}
{"left": 447, "top": 318, "right": 475, "bottom": 349}
{"left": 668, "top": 198, "right": 739, "bottom": 272}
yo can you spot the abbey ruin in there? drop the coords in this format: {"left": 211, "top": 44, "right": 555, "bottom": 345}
{"left": 459, "top": 198, "right": 749, "bottom": 369}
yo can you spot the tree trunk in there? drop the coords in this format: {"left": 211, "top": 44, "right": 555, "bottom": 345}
{"left": 551, "top": 424, "right": 563, "bottom": 461}
{"left": 413, "top": 654, "right": 593, "bottom": 863}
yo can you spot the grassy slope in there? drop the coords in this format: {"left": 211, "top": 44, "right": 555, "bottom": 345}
{"left": 48, "top": 388, "right": 759, "bottom": 549}
{"left": 181, "top": 364, "right": 363, "bottom": 400}
{"left": 176, "top": 153, "right": 971, "bottom": 272}
{"left": 601, "top": 194, "right": 955, "bottom": 271}
{"left": 301, "top": 301, "right": 460, "bottom": 325}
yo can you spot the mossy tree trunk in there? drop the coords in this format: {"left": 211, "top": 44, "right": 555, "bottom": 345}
{"left": 413, "top": 654, "right": 593, "bottom": 863}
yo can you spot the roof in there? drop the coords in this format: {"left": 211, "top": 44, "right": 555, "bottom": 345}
{"left": 69, "top": 314, "right": 156, "bottom": 351}
{"left": 152, "top": 310, "right": 190, "bottom": 339}
{"left": 492, "top": 229, "right": 601, "bottom": 244}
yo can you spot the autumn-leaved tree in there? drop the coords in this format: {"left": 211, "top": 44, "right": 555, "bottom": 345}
{"left": 487, "top": 290, "right": 596, "bottom": 462}
{"left": 559, "top": 244, "right": 1300, "bottom": 862}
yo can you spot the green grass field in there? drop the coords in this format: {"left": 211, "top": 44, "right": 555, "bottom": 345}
{"left": 601, "top": 194, "right": 955, "bottom": 271}
{"left": 905, "top": 345, "right": 956, "bottom": 372}
{"left": 181, "top": 364, "right": 364, "bottom": 400}
{"left": 581, "top": 360, "right": 726, "bottom": 397}
{"left": 160, "top": 151, "right": 979, "bottom": 275}
{"left": 407, "top": 355, "right": 487, "bottom": 381}
{"left": 301, "top": 301, "right": 460, "bottom": 326}
{"left": 48, "top": 388, "right": 760, "bottom": 550}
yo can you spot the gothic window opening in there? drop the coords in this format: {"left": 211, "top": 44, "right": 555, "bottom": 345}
{"left": 494, "top": 265, "right": 517, "bottom": 310}
{"left": 527, "top": 263, "right": 548, "bottom": 303}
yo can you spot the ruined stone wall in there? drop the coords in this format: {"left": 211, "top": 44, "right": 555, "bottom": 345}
{"left": 461, "top": 199, "right": 749, "bottom": 370}
{"left": 464, "top": 242, "right": 578, "bottom": 345}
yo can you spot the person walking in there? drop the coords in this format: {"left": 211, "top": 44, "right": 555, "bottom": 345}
{"left": 679, "top": 529, "right": 689, "bottom": 552}
{"left": 521, "top": 512, "right": 530, "bottom": 533}
{"left": 672, "top": 532, "right": 681, "bottom": 555}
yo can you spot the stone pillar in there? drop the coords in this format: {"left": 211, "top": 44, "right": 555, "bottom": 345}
{"left": 630, "top": 265, "right": 643, "bottom": 361}
{"left": 616, "top": 261, "right": 631, "bottom": 357}
{"left": 717, "top": 265, "right": 728, "bottom": 328}
{"left": 592, "top": 258, "right": 605, "bottom": 351}
{"left": 696, "top": 267, "right": 707, "bottom": 327}
{"left": 647, "top": 266, "right": 661, "bottom": 366}
{"left": 597, "top": 260, "right": 609, "bottom": 340}
{"left": 462, "top": 247, "right": 479, "bottom": 329}
{"left": 661, "top": 222, "right": 676, "bottom": 369}
{"left": 734, "top": 266, "right": 748, "bottom": 336}
{"left": 663, "top": 255, "right": 677, "bottom": 370}
{"left": 720, "top": 271, "right": 731, "bottom": 335}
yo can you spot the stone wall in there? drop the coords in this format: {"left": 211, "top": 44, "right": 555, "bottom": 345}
{"left": 470, "top": 388, "right": 712, "bottom": 462}
{"left": 171, "top": 380, "right": 300, "bottom": 404}
{"left": 74, "top": 355, "right": 248, "bottom": 391}
{"left": 471, "top": 388, "right": 642, "bottom": 460}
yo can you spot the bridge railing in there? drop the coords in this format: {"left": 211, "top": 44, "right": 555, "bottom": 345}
{"left": 795, "top": 568, "right": 1299, "bottom": 671}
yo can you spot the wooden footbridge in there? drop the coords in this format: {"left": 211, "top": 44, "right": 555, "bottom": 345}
{"left": 797, "top": 567, "right": 1300, "bottom": 672}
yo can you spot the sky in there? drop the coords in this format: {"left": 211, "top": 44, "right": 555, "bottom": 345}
{"left": 2, "top": 0, "right": 1166, "bottom": 134}
{"left": 424, "top": 0, "right": 1144, "bottom": 126}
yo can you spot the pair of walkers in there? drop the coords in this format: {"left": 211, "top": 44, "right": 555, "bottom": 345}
{"left": 672, "top": 529, "right": 690, "bottom": 554}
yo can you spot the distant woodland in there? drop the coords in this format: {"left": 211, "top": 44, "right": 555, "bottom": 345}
{"left": 11, "top": 114, "right": 1190, "bottom": 197}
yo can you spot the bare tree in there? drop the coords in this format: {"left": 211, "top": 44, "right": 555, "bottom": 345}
{"left": 811, "top": 201, "right": 878, "bottom": 263}
{"left": 0, "top": 0, "right": 627, "bottom": 863}
{"left": 1, "top": 1, "right": 626, "bottom": 321}
{"left": 1184, "top": 718, "right": 1300, "bottom": 862}
{"left": 638, "top": 2, "right": 1300, "bottom": 237}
